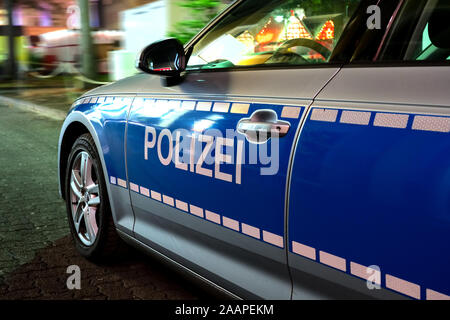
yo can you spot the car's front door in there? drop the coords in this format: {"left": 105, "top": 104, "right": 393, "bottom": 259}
{"left": 125, "top": 0, "right": 364, "bottom": 298}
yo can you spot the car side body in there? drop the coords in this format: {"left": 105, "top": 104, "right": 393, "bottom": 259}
{"left": 58, "top": 0, "right": 450, "bottom": 300}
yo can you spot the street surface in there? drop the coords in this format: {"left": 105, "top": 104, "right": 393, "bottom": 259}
{"left": 0, "top": 103, "right": 206, "bottom": 299}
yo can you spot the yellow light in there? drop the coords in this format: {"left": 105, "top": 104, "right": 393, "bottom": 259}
{"left": 237, "top": 30, "right": 255, "bottom": 52}
{"left": 279, "top": 10, "right": 312, "bottom": 41}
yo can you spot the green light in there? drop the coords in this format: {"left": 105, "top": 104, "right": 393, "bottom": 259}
{"left": 275, "top": 16, "right": 284, "bottom": 23}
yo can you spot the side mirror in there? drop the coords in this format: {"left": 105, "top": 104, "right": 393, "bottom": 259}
{"left": 136, "top": 38, "right": 186, "bottom": 77}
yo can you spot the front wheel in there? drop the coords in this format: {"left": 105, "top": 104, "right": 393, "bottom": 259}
{"left": 65, "top": 133, "right": 122, "bottom": 260}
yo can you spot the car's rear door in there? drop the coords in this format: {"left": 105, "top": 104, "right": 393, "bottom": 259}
{"left": 125, "top": 0, "right": 365, "bottom": 298}
{"left": 288, "top": 0, "right": 450, "bottom": 300}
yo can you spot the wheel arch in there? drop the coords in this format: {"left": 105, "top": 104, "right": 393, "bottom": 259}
{"left": 58, "top": 112, "right": 107, "bottom": 201}
{"left": 59, "top": 121, "right": 89, "bottom": 200}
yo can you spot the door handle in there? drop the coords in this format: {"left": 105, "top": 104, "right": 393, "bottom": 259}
{"left": 237, "top": 110, "right": 291, "bottom": 143}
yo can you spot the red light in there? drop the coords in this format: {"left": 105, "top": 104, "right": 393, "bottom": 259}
{"left": 256, "top": 17, "right": 282, "bottom": 44}
{"left": 316, "top": 20, "right": 335, "bottom": 40}
{"left": 153, "top": 67, "right": 172, "bottom": 72}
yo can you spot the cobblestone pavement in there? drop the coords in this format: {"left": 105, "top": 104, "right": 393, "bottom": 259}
{"left": 0, "top": 103, "right": 206, "bottom": 299}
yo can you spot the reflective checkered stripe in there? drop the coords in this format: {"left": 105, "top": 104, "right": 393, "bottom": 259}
{"left": 75, "top": 96, "right": 304, "bottom": 123}
{"left": 291, "top": 240, "right": 450, "bottom": 300}
{"left": 310, "top": 107, "right": 450, "bottom": 133}
{"left": 74, "top": 95, "right": 128, "bottom": 106}
{"left": 76, "top": 95, "right": 303, "bottom": 119}
{"left": 130, "top": 97, "right": 304, "bottom": 120}
{"left": 73, "top": 96, "right": 302, "bottom": 125}
{"left": 127, "top": 182, "right": 284, "bottom": 248}
{"left": 109, "top": 176, "right": 127, "bottom": 189}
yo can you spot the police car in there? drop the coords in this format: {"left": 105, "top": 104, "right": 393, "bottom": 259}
{"left": 58, "top": 0, "right": 450, "bottom": 300}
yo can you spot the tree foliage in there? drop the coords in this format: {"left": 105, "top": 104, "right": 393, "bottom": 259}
{"left": 167, "top": 0, "right": 223, "bottom": 44}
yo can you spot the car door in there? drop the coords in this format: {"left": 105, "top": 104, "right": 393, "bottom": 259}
{"left": 288, "top": 0, "right": 450, "bottom": 300}
{"left": 124, "top": 0, "right": 365, "bottom": 298}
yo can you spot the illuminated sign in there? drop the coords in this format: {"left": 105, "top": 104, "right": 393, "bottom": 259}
{"left": 67, "top": 5, "right": 80, "bottom": 29}
{"left": 316, "top": 20, "right": 335, "bottom": 40}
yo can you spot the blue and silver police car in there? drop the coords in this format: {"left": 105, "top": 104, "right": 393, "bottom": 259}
{"left": 58, "top": 0, "right": 450, "bottom": 299}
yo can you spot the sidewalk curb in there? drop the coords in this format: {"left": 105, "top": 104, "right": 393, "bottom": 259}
{"left": 0, "top": 96, "right": 66, "bottom": 121}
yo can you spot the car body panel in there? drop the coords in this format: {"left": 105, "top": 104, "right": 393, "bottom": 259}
{"left": 316, "top": 66, "right": 450, "bottom": 107}
{"left": 87, "top": 68, "right": 341, "bottom": 100}
{"left": 287, "top": 66, "right": 450, "bottom": 300}
{"left": 127, "top": 98, "right": 302, "bottom": 242}
{"left": 122, "top": 67, "right": 339, "bottom": 299}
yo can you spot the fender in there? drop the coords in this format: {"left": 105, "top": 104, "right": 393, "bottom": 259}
{"left": 58, "top": 96, "right": 136, "bottom": 235}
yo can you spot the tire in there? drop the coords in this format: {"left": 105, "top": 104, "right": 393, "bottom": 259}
{"left": 64, "top": 133, "right": 122, "bottom": 261}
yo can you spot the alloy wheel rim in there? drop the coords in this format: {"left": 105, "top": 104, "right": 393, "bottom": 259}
{"left": 69, "top": 151, "right": 101, "bottom": 246}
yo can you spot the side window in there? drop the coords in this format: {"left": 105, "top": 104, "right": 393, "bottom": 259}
{"left": 379, "top": 0, "right": 450, "bottom": 62}
{"left": 187, "top": 0, "right": 364, "bottom": 70}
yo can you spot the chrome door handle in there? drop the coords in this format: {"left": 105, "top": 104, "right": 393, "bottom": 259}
{"left": 237, "top": 120, "right": 290, "bottom": 136}
{"left": 237, "top": 110, "right": 291, "bottom": 143}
